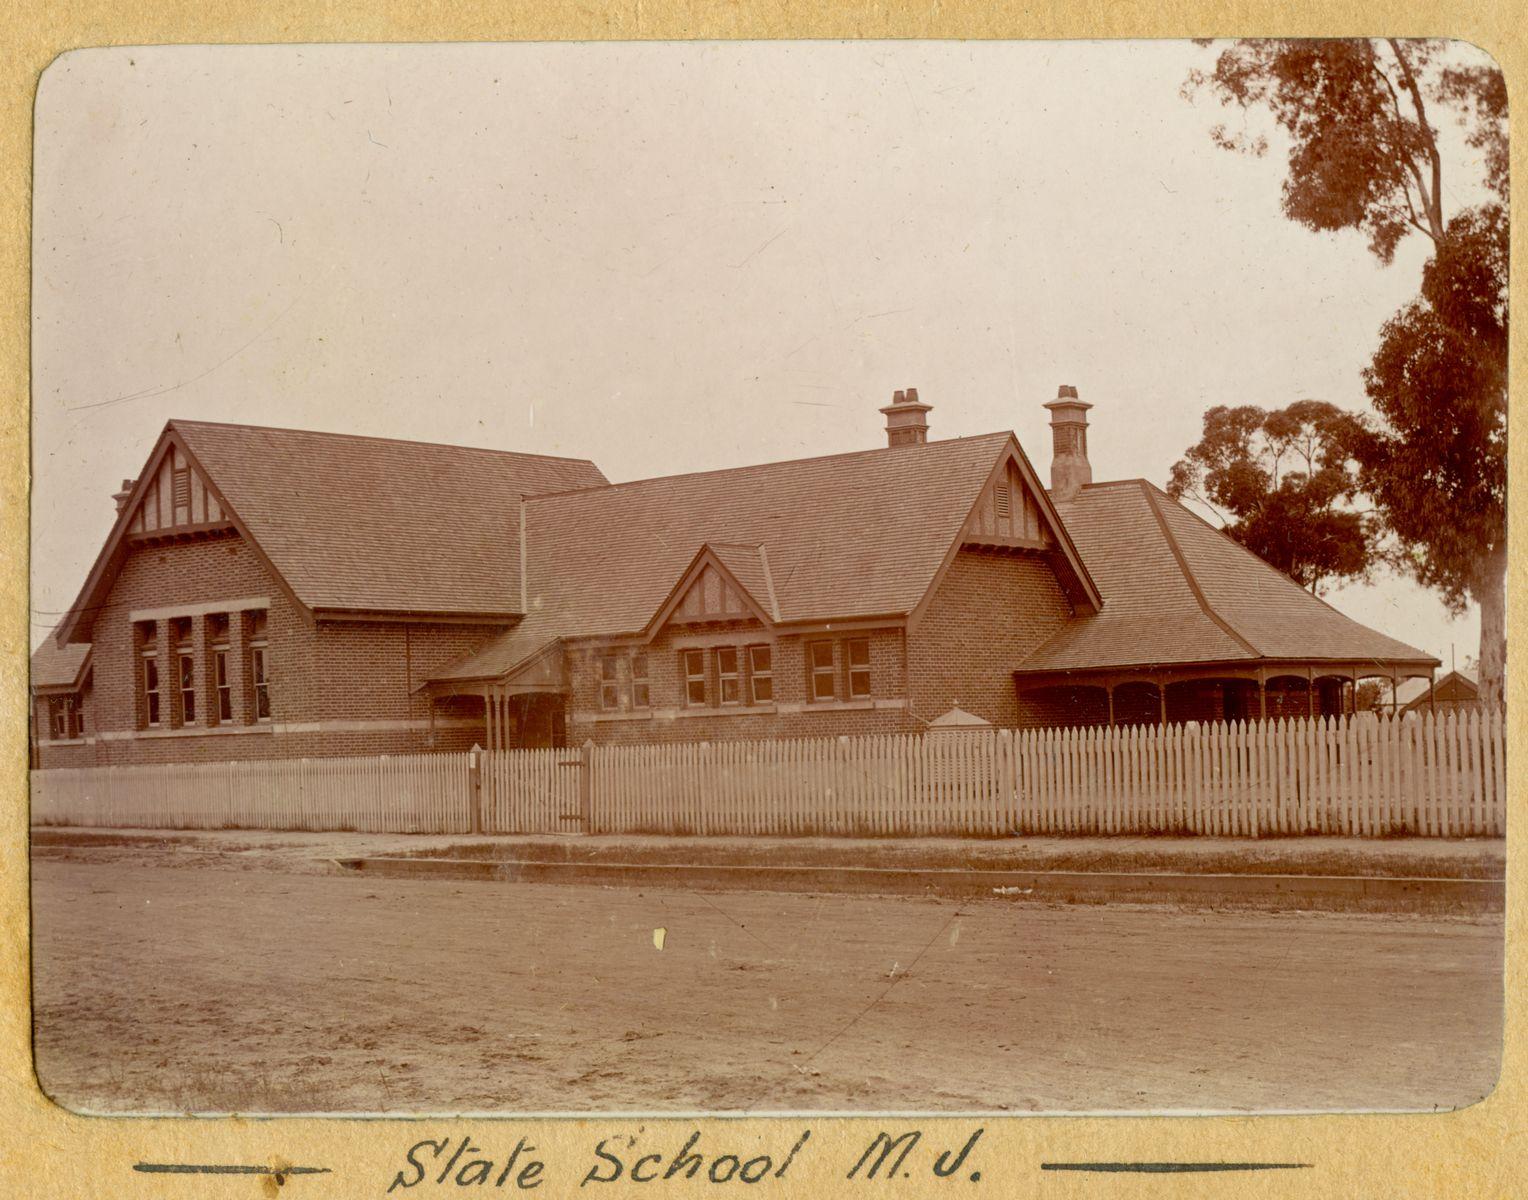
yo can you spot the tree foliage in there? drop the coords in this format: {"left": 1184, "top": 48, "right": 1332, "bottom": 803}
{"left": 1359, "top": 203, "right": 1508, "bottom": 612}
{"left": 1185, "top": 39, "right": 1508, "bottom": 706}
{"left": 1168, "top": 401, "right": 1375, "bottom": 593}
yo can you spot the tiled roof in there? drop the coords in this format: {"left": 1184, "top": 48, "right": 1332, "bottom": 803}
{"left": 1019, "top": 480, "right": 1438, "bottom": 674}
{"left": 31, "top": 635, "right": 91, "bottom": 690}
{"left": 430, "top": 433, "right": 1014, "bottom": 682}
{"left": 172, "top": 421, "right": 607, "bottom": 615}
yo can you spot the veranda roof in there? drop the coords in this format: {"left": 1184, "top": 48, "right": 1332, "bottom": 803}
{"left": 1018, "top": 480, "right": 1438, "bottom": 679}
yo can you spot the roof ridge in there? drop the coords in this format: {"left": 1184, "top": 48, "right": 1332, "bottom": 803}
{"left": 523, "top": 430, "right": 1016, "bottom": 503}
{"left": 1143, "top": 480, "right": 1401, "bottom": 630}
{"left": 1137, "top": 481, "right": 1262, "bottom": 657}
{"left": 168, "top": 418, "right": 602, "bottom": 468}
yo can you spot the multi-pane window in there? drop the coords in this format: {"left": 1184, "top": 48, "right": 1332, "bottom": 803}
{"left": 682, "top": 648, "right": 707, "bottom": 706}
{"left": 748, "top": 644, "right": 773, "bottom": 704}
{"left": 250, "top": 611, "right": 270, "bottom": 721}
{"left": 599, "top": 655, "right": 621, "bottom": 710}
{"left": 717, "top": 647, "right": 741, "bottom": 705}
{"left": 209, "top": 613, "right": 232, "bottom": 722}
{"left": 630, "top": 653, "right": 650, "bottom": 709}
{"left": 178, "top": 650, "right": 197, "bottom": 724}
{"left": 808, "top": 641, "right": 836, "bottom": 702}
{"left": 214, "top": 649, "right": 232, "bottom": 721}
{"left": 138, "top": 621, "right": 161, "bottom": 728}
{"left": 173, "top": 617, "right": 196, "bottom": 724}
{"left": 847, "top": 638, "right": 872, "bottom": 699}
{"left": 50, "top": 696, "right": 80, "bottom": 740}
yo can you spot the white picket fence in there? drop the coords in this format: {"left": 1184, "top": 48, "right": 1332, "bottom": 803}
{"left": 31, "top": 751, "right": 474, "bottom": 833}
{"left": 30, "top": 710, "right": 1505, "bottom": 838}
{"left": 588, "top": 709, "right": 1505, "bottom": 837}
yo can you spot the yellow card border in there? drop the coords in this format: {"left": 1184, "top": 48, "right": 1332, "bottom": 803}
{"left": 3, "top": 4, "right": 1522, "bottom": 1197}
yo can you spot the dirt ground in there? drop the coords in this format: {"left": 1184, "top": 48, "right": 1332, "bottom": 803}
{"left": 30, "top": 837, "right": 1503, "bottom": 1116}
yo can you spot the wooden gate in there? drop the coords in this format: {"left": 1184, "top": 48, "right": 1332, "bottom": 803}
{"left": 482, "top": 747, "right": 585, "bottom": 833}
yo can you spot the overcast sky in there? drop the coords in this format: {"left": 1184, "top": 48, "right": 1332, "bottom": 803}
{"left": 31, "top": 40, "right": 1497, "bottom": 669}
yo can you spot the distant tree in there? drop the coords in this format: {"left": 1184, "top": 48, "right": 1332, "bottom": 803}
{"left": 1168, "top": 400, "right": 1374, "bottom": 593}
{"left": 1355, "top": 680, "right": 1387, "bottom": 712}
{"left": 1185, "top": 39, "right": 1507, "bottom": 707}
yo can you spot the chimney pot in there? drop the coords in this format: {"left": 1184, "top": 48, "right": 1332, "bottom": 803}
{"left": 112, "top": 478, "right": 137, "bottom": 515}
{"left": 1042, "top": 386, "right": 1093, "bottom": 501}
{"left": 879, "top": 387, "right": 932, "bottom": 447}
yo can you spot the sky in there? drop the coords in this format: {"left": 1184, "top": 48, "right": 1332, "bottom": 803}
{"left": 30, "top": 40, "right": 1498, "bottom": 669}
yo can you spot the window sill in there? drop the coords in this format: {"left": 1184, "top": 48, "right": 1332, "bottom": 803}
{"left": 115, "top": 723, "right": 276, "bottom": 741}
{"left": 784, "top": 697, "right": 906, "bottom": 714}
{"left": 674, "top": 703, "right": 778, "bottom": 719}
{"left": 590, "top": 710, "right": 656, "bottom": 723}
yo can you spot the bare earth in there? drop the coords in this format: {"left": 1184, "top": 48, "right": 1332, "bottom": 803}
{"left": 31, "top": 839, "right": 1502, "bottom": 1116}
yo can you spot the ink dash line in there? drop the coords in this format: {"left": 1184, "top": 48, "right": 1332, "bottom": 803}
{"left": 133, "top": 1163, "right": 332, "bottom": 1176}
{"left": 1042, "top": 1162, "right": 1311, "bottom": 1173}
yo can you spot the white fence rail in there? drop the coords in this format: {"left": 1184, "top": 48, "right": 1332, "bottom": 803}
{"left": 31, "top": 752, "right": 474, "bottom": 833}
{"left": 31, "top": 711, "right": 1504, "bottom": 838}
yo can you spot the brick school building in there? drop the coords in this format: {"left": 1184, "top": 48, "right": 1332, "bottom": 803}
{"left": 32, "top": 388, "right": 1438, "bottom": 767}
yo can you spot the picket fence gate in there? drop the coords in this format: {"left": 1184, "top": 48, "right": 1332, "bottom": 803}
{"left": 30, "top": 710, "right": 1505, "bottom": 838}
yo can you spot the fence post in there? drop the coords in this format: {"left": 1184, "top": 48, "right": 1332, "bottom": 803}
{"left": 580, "top": 739, "right": 595, "bottom": 835}
{"left": 468, "top": 744, "right": 483, "bottom": 835}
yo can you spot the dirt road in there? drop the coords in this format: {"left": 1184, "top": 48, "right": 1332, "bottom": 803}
{"left": 31, "top": 844, "right": 1502, "bottom": 1115}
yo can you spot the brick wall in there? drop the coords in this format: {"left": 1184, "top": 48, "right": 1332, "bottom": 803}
{"left": 563, "top": 619, "right": 918, "bottom": 745}
{"left": 909, "top": 547, "right": 1072, "bottom": 728}
{"left": 37, "top": 533, "right": 500, "bottom": 766}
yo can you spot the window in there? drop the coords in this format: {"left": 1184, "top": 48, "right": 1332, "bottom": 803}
{"left": 250, "top": 611, "right": 270, "bottom": 721}
{"left": 138, "top": 621, "right": 160, "bottom": 728}
{"left": 214, "top": 649, "right": 232, "bottom": 721}
{"left": 210, "top": 613, "right": 232, "bottom": 722}
{"left": 251, "top": 647, "right": 270, "bottom": 720}
{"left": 682, "top": 648, "right": 707, "bottom": 706}
{"left": 178, "top": 650, "right": 197, "bottom": 724}
{"left": 717, "top": 647, "right": 741, "bottom": 705}
{"left": 630, "top": 654, "right": 650, "bottom": 709}
{"left": 173, "top": 617, "right": 196, "bottom": 724}
{"left": 809, "top": 641, "right": 836, "bottom": 702}
{"left": 847, "top": 638, "right": 872, "bottom": 699}
{"left": 748, "top": 644, "right": 773, "bottom": 704}
{"left": 51, "top": 697, "right": 78, "bottom": 741}
{"left": 599, "top": 655, "right": 621, "bottom": 710}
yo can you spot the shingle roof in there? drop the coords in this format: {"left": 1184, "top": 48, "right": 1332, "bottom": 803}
{"left": 1019, "top": 480, "right": 1438, "bottom": 674}
{"left": 171, "top": 421, "right": 607, "bottom": 615}
{"left": 430, "top": 433, "right": 1015, "bottom": 682}
{"left": 31, "top": 635, "right": 91, "bottom": 690}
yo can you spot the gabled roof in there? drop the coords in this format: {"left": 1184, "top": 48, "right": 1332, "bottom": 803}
{"left": 57, "top": 421, "right": 607, "bottom": 642}
{"left": 641, "top": 543, "right": 781, "bottom": 637}
{"left": 30, "top": 635, "right": 91, "bottom": 691}
{"left": 1018, "top": 480, "right": 1439, "bottom": 675}
{"left": 432, "top": 432, "right": 1075, "bottom": 684}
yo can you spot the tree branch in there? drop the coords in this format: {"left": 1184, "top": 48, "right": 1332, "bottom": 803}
{"left": 1371, "top": 53, "right": 1436, "bottom": 241}
{"left": 1385, "top": 38, "right": 1445, "bottom": 237}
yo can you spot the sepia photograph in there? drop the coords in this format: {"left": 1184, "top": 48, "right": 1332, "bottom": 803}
{"left": 27, "top": 39, "right": 1506, "bottom": 1118}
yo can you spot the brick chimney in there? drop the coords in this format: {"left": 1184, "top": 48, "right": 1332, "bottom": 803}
{"left": 879, "top": 387, "right": 932, "bottom": 447}
{"left": 112, "top": 478, "right": 136, "bottom": 515}
{"left": 1043, "top": 385, "right": 1092, "bottom": 501}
